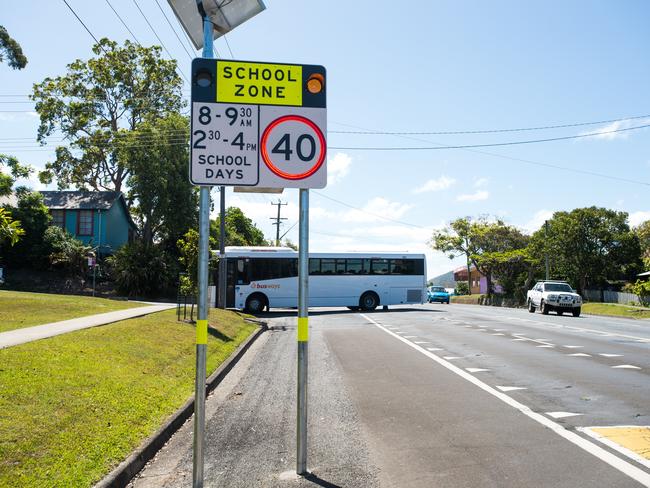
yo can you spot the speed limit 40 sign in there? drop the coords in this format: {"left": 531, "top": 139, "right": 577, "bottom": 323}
{"left": 190, "top": 59, "right": 327, "bottom": 189}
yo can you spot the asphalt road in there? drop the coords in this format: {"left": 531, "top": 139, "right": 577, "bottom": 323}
{"left": 130, "top": 304, "right": 650, "bottom": 487}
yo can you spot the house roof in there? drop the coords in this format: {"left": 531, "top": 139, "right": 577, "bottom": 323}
{"left": 41, "top": 191, "right": 123, "bottom": 210}
{"left": 638, "top": 271, "right": 650, "bottom": 277}
{"left": 41, "top": 191, "right": 137, "bottom": 230}
{"left": 0, "top": 194, "right": 19, "bottom": 207}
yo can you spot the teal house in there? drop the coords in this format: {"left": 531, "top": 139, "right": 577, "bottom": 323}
{"left": 41, "top": 191, "right": 136, "bottom": 255}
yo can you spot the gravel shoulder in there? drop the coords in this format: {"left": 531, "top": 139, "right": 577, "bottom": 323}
{"left": 129, "top": 315, "right": 380, "bottom": 488}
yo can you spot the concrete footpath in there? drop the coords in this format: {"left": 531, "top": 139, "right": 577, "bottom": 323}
{"left": 0, "top": 304, "right": 175, "bottom": 349}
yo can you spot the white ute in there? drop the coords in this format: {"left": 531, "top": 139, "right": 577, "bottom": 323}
{"left": 527, "top": 281, "right": 582, "bottom": 317}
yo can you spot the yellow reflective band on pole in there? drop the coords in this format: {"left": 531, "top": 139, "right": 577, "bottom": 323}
{"left": 196, "top": 319, "right": 208, "bottom": 345}
{"left": 297, "top": 317, "right": 308, "bottom": 342}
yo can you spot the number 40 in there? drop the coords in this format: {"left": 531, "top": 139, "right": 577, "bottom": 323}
{"left": 272, "top": 133, "right": 316, "bottom": 162}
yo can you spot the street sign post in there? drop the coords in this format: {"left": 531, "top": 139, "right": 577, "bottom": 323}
{"left": 190, "top": 58, "right": 327, "bottom": 189}
{"left": 190, "top": 57, "right": 326, "bottom": 477}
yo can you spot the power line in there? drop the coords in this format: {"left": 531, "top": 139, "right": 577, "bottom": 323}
{"left": 329, "top": 123, "right": 650, "bottom": 151}
{"left": 312, "top": 191, "right": 425, "bottom": 229}
{"left": 330, "top": 114, "right": 650, "bottom": 135}
{"left": 152, "top": 0, "right": 195, "bottom": 61}
{"left": 61, "top": 0, "right": 108, "bottom": 54}
{"left": 333, "top": 121, "right": 650, "bottom": 187}
{"left": 223, "top": 35, "right": 234, "bottom": 58}
{"left": 104, "top": 0, "right": 140, "bottom": 43}
{"left": 131, "top": 0, "right": 191, "bottom": 84}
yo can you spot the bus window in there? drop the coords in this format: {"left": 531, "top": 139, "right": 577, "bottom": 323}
{"left": 309, "top": 258, "right": 320, "bottom": 275}
{"left": 346, "top": 259, "right": 362, "bottom": 274}
{"left": 335, "top": 259, "right": 346, "bottom": 274}
{"left": 249, "top": 258, "right": 298, "bottom": 281}
{"left": 360, "top": 258, "right": 371, "bottom": 274}
{"left": 320, "top": 258, "right": 335, "bottom": 275}
{"left": 371, "top": 259, "right": 389, "bottom": 274}
{"left": 391, "top": 259, "right": 415, "bottom": 275}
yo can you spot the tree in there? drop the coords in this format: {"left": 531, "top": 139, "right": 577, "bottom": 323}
{"left": 0, "top": 26, "right": 27, "bottom": 70}
{"left": 431, "top": 216, "right": 528, "bottom": 295}
{"left": 635, "top": 220, "right": 650, "bottom": 269}
{"left": 430, "top": 217, "right": 474, "bottom": 294}
{"left": 43, "top": 226, "right": 92, "bottom": 277}
{"left": 31, "top": 38, "right": 183, "bottom": 192}
{"left": 0, "top": 155, "right": 32, "bottom": 247}
{"left": 121, "top": 113, "right": 197, "bottom": 246}
{"left": 0, "top": 189, "right": 51, "bottom": 267}
{"left": 108, "top": 240, "right": 176, "bottom": 297}
{"left": 0, "top": 208, "right": 24, "bottom": 247}
{"left": 177, "top": 229, "right": 217, "bottom": 293}
{"left": 528, "top": 207, "right": 642, "bottom": 293}
{"left": 210, "top": 207, "right": 267, "bottom": 247}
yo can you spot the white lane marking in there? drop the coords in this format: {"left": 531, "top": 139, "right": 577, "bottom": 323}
{"left": 567, "top": 353, "right": 592, "bottom": 357}
{"left": 564, "top": 345, "right": 584, "bottom": 349}
{"left": 404, "top": 335, "right": 418, "bottom": 338}
{"left": 443, "top": 356, "right": 462, "bottom": 360}
{"left": 512, "top": 338, "right": 527, "bottom": 341}
{"left": 477, "top": 329, "right": 488, "bottom": 332}
{"left": 491, "top": 333, "right": 505, "bottom": 336}
{"left": 612, "top": 365, "right": 642, "bottom": 370}
{"left": 360, "top": 313, "right": 650, "bottom": 487}
{"left": 466, "top": 368, "right": 490, "bottom": 373}
{"left": 599, "top": 354, "right": 623, "bottom": 358}
{"left": 413, "top": 341, "right": 430, "bottom": 344}
{"left": 579, "top": 426, "right": 650, "bottom": 470}
{"left": 547, "top": 411, "right": 583, "bottom": 419}
{"left": 426, "top": 347, "right": 443, "bottom": 352}
{"left": 492, "top": 328, "right": 506, "bottom": 332}
{"left": 478, "top": 312, "right": 650, "bottom": 343}
{"left": 496, "top": 386, "right": 527, "bottom": 392}
{"left": 537, "top": 345, "right": 554, "bottom": 348}
{"left": 463, "top": 325, "right": 473, "bottom": 328}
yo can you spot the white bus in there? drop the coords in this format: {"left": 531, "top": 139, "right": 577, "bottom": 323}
{"left": 214, "top": 247, "right": 427, "bottom": 313}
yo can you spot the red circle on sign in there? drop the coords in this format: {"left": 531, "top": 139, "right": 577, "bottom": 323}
{"left": 260, "top": 115, "right": 326, "bottom": 180}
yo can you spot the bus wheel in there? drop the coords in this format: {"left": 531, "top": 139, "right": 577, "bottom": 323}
{"left": 359, "top": 292, "right": 379, "bottom": 311}
{"left": 245, "top": 293, "right": 267, "bottom": 314}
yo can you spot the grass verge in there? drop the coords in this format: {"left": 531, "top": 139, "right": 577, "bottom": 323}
{"left": 582, "top": 302, "right": 650, "bottom": 320}
{"left": 451, "top": 294, "right": 482, "bottom": 304}
{"left": 0, "top": 290, "right": 145, "bottom": 333}
{"left": 0, "top": 308, "right": 257, "bottom": 487}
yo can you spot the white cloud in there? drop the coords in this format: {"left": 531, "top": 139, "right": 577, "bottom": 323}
{"left": 327, "top": 152, "right": 352, "bottom": 185}
{"left": 413, "top": 175, "right": 456, "bottom": 194}
{"left": 341, "top": 197, "right": 413, "bottom": 223}
{"left": 474, "top": 177, "right": 488, "bottom": 188}
{"left": 580, "top": 118, "right": 650, "bottom": 141}
{"left": 523, "top": 209, "right": 554, "bottom": 234}
{"left": 456, "top": 190, "right": 489, "bottom": 202}
{"left": 629, "top": 211, "right": 650, "bottom": 227}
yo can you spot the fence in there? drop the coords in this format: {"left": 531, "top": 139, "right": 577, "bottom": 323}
{"left": 583, "top": 289, "right": 640, "bottom": 305}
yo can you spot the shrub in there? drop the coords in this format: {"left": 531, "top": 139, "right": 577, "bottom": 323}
{"left": 108, "top": 241, "right": 176, "bottom": 297}
{"left": 455, "top": 281, "right": 470, "bottom": 295}
{"left": 628, "top": 279, "right": 650, "bottom": 307}
{"left": 43, "top": 226, "right": 91, "bottom": 276}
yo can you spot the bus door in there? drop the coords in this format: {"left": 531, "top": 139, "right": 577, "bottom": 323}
{"left": 226, "top": 258, "right": 237, "bottom": 308}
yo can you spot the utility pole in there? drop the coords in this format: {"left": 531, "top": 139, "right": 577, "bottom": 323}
{"left": 270, "top": 200, "right": 288, "bottom": 246}
{"left": 545, "top": 220, "right": 550, "bottom": 280}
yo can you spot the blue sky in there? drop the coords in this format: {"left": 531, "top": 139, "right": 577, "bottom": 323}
{"left": 2, "top": 1, "right": 649, "bottom": 278}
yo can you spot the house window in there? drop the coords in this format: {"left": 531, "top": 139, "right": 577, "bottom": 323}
{"left": 77, "top": 210, "right": 94, "bottom": 236}
{"left": 51, "top": 210, "right": 65, "bottom": 229}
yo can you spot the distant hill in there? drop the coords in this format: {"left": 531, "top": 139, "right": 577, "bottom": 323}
{"left": 428, "top": 270, "right": 456, "bottom": 288}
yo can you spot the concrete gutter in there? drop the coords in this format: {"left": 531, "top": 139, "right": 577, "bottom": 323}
{"left": 95, "top": 320, "right": 267, "bottom": 488}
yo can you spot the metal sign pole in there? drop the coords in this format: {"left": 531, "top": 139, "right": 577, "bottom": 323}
{"left": 193, "top": 14, "right": 213, "bottom": 488}
{"left": 218, "top": 187, "right": 226, "bottom": 308}
{"left": 296, "top": 188, "right": 309, "bottom": 475}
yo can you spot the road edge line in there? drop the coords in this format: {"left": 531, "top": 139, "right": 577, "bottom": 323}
{"left": 94, "top": 321, "right": 267, "bottom": 488}
{"left": 359, "top": 313, "right": 650, "bottom": 487}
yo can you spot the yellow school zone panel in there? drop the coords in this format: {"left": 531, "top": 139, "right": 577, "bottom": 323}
{"left": 592, "top": 426, "right": 650, "bottom": 460}
{"left": 216, "top": 61, "right": 303, "bottom": 106}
